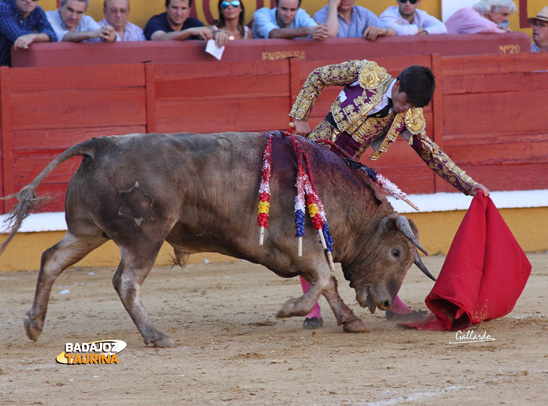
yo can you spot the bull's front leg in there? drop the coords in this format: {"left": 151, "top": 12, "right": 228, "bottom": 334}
{"left": 322, "top": 276, "right": 369, "bottom": 333}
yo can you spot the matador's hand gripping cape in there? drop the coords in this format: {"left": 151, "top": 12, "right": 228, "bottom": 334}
{"left": 289, "top": 60, "right": 477, "bottom": 194}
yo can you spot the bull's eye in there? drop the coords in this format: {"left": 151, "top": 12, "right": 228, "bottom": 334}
{"left": 391, "top": 248, "right": 400, "bottom": 258}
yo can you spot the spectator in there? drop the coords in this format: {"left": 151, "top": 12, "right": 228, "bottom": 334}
{"left": 144, "top": 0, "right": 214, "bottom": 41}
{"left": 211, "top": 0, "right": 253, "bottom": 41}
{"left": 314, "top": 0, "right": 394, "bottom": 41}
{"left": 529, "top": 6, "right": 548, "bottom": 52}
{"left": 46, "top": 0, "right": 116, "bottom": 43}
{"left": 445, "top": 0, "right": 516, "bottom": 34}
{"left": 252, "top": 0, "right": 328, "bottom": 40}
{"left": 99, "top": 0, "right": 145, "bottom": 41}
{"left": 0, "top": 0, "right": 57, "bottom": 66}
{"left": 380, "top": 0, "right": 447, "bottom": 36}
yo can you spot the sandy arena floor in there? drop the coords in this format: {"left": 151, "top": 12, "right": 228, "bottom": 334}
{"left": 1, "top": 253, "right": 547, "bottom": 405}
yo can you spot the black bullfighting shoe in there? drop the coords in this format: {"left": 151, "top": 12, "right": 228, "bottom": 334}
{"left": 303, "top": 317, "right": 324, "bottom": 329}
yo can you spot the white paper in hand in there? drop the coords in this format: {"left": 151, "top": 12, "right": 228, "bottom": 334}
{"left": 205, "top": 39, "right": 225, "bottom": 60}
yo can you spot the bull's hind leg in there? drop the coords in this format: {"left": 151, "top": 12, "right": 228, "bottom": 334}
{"left": 113, "top": 246, "right": 174, "bottom": 348}
{"left": 276, "top": 264, "right": 332, "bottom": 318}
{"left": 24, "top": 232, "right": 108, "bottom": 342}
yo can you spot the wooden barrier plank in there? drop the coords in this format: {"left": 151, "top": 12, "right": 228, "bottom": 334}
{"left": 442, "top": 71, "right": 548, "bottom": 95}
{"left": 435, "top": 162, "right": 548, "bottom": 193}
{"left": 441, "top": 53, "right": 548, "bottom": 77}
{"left": 443, "top": 133, "right": 548, "bottom": 164}
{"left": 442, "top": 90, "right": 548, "bottom": 137}
{"left": 8, "top": 64, "right": 145, "bottom": 92}
{"left": 154, "top": 73, "right": 290, "bottom": 100}
{"left": 9, "top": 88, "right": 147, "bottom": 130}
{"left": 13, "top": 155, "right": 81, "bottom": 186}
{"left": 155, "top": 97, "right": 290, "bottom": 133}
{"left": 11, "top": 126, "right": 148, "bottom": 152}
{"left": 155, "top": 59, "right": 289, "bottom": 82}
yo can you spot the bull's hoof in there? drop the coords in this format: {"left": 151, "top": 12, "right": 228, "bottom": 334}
{"left": 343, "top": 317, "right": 369, "bottom": 333}
{"left": 24, "top": 317, "right": 42, "bottom": 342}
{"left": 147, "top": 334, "right": 176, "bottom": 348}
{"left": 303, "top": 317, "right": 323, "bottom": 329}
{"left": 276, "top": 298, "right": 298, "bottom": 318}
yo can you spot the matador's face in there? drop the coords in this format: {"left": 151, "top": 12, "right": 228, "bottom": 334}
{"left": 391, "top": 81, "right": 412, "bottom": 114}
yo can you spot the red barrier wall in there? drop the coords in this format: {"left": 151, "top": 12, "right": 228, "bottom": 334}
{"left": 1, "top": 38, "right": 546, "bottom": 214}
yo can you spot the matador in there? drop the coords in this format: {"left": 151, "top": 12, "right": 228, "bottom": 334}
{"left": 290, "top": 59, "right": 490, "bottom": 328}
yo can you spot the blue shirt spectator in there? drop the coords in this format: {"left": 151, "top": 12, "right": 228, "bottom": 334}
{"left": 314, "top": 0, "right": 392, "bottom": 40}
{"left": 252, "top": 0, "right": 327, "bottom": 40}
{"left": 0, "top": 0, "right": 57, "bottom": 66}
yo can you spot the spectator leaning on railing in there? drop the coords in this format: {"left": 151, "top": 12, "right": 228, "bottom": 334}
{"left": 210, "top": 0, "right": 253, "bottom": 48}
{"left": 379, "top": 0, "right": 447, "bottom": 36}
{"left": 314, "top": 0, "right": 394, "bottom": 42}
{"left": 0, "top": 0, "right": 57, "bottom": 66}
{"left": 445, "top": 0, "right": 517, "bottom": 34}
{"left": 252, "top": 0, "right": 329, "bottom": 40}
{"left": 99, "top": 0, "right": 145, "bottom": 41}
{"left": 529, "top": 6, "right": 548, "bottom": 53}
{"left": 144, "top": 0, "right": 224, "bottom": 43}
{"left": 46, "top": 0, "right": 116, "bottom": 42}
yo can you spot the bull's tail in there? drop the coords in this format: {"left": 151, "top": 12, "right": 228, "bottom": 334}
{"left": 0, "top": 140, "right": 97, "bottom": 255}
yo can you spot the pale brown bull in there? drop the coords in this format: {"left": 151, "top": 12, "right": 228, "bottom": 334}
{"left": 0, "top": 131, "right": 432, "bottom": 347}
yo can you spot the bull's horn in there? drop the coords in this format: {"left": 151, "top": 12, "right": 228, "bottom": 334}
{"left": 396, "top": 216, "right": 428, "bottom": 256}
{"left": 415, "top": 251, "right": 436, "bottom": 282}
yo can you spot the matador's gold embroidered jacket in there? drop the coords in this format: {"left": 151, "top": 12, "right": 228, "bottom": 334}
{"left": 289, "top": 59, "right": 477, "bottom": 194}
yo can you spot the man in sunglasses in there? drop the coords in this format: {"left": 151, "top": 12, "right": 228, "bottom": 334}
{"left": 529, "top": 6, "right": 548, "bottom": 53}
{"left": 252, "top": 0, "right": 328, "bottom": 40}
{"left": 291, "top": 59, "right": 489, "bottom": 328}
{"left": 380, "top": 0, "right": 447, "bottom": 36}
{"left": 314, "top": 0, "right": 394, "bottom": 41}
{"left": 0, "top": 0, "right": 57, "bottom": 66}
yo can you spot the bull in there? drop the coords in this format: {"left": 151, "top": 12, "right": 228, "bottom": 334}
{"left": 0, "top": 131, "right": 432, "bottom": 347}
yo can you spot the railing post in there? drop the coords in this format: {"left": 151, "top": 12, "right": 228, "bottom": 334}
{"left": 145, "top": 62, "right": 157, "bottom": 134}
{"left": 0, "top": 66, "right": 13, "bottom": 213}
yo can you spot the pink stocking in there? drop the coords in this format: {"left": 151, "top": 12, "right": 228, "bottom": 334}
{"left": 299, "top": 276, "right": 322, "bottom": 319}
{"left": 390, "top": 295, "right": 413, "bottom": 314}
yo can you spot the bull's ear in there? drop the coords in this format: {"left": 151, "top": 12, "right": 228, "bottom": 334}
{"left": 377, "top": 216, "right": 391, "bottom": 236}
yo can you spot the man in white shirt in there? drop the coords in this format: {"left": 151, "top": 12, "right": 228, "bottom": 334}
{"left": 46, "top": 0, "right": 116, "bottom": 42}
{"left": 380, "top": 0, "right": 447, "bottom": 36}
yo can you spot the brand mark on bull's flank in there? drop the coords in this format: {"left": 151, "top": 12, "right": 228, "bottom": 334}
{"left": 56, "top": 339, "right": 127, "bottom": 364}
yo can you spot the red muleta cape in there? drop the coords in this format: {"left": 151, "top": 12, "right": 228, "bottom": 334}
{"left": 401, "top": 192, "right": 531, "bottom": 330}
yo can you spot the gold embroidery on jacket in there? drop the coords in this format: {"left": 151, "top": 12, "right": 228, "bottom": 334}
{"left": 369, "top": 113, "right": 406, "bottom": 160}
